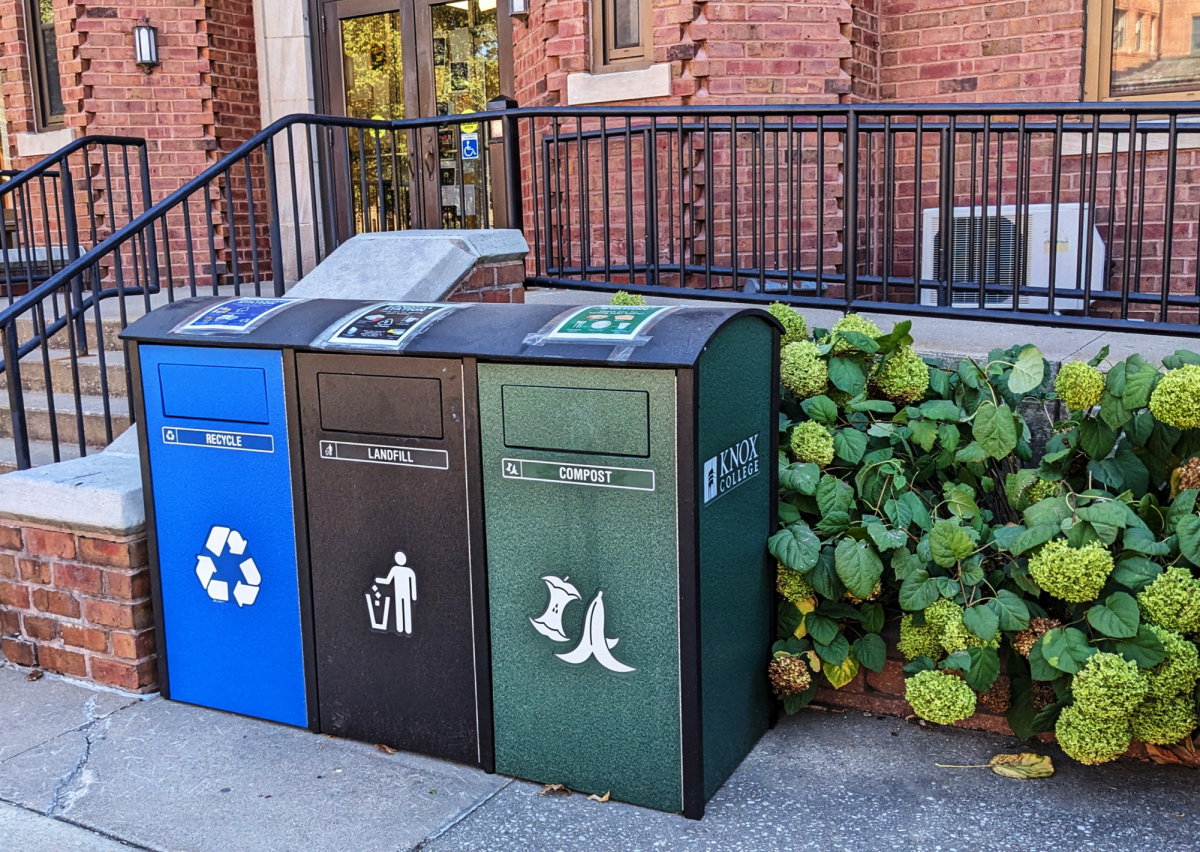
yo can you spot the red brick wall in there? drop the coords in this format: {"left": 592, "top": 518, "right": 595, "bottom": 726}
{"left": 0, "top": 521, "right": 156, "bottom": 692}
{"left": 878, "top": 0, "right": 1086, "bottom": 103}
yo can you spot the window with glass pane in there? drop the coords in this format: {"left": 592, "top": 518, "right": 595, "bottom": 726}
{"left": 1109, "top": 0, "right": 1200, "bottom": 97}
{"left": 27, "top": 0, "right": 64, "bottom": 127}
{"left": 597, "top": 0, "right": 646, "bottom": 65}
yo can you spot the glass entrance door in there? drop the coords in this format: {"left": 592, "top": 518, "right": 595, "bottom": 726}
{"left": 322, "top": 0, "right": 508, "bottom": 231}
{"left": 420, "top": 0, "right": 500, "bottom": 228}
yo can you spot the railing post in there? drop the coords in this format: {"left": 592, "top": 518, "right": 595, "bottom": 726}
{"left": 2, "top": 323, "right": 30, "bottom": 470}
{"left": 844, "top": 108, "right": 858, "bottom": 308}
{"left": 937, "top": 123, "right": 952, "bottom": 308}
{"left": 264, "top": 135, "right": 286, "bottom": 296}
{"left": 487, "top": 96, "right": 522, "bottom": 232}
{"left": 138, "top": 143, "right": 160, "bottom": 300}
{"left": 59, "top": 152, "right": 89, "bottom": 355}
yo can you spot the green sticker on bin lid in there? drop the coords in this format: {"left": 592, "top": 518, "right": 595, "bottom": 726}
{"left": 546, "top": 305, "right": 669, "bottom": 341}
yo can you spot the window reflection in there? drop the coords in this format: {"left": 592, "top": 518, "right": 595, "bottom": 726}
{"left": 1110, "top": 0, "right": 1200, "bottom": 96}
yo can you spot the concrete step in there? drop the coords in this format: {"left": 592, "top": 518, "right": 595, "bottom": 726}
{"left": 0, "top": 390, "right": 129, "bottom": 447}
{"left": 0, "top": 438, "right": 85, "bottom": 475}
{"left": 0, "top": 347, "right": 128, "bottom": 397}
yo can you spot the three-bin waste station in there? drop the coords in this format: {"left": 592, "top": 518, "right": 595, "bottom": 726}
{"left": 122, "top": 296, "right": 780, "bottom": 818}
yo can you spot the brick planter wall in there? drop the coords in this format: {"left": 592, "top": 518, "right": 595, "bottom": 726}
{"left": 445, "top": 259, "right": 527, "bottom": 303}
{"left": 0, "top": 520, "right": 156, "bottom": 692}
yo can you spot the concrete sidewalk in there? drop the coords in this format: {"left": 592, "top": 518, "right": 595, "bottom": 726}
{"left": 2, "top": 664, "right": 1199, "bottom": 851}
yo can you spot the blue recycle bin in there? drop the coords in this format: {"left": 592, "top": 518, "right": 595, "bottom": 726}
{"left": 126, "top": 298, "right": 326, "bottom": 727}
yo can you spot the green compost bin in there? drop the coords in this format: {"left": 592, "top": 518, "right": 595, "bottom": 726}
{"left": 472, "top": 303, "right": 781, "bottom": 818}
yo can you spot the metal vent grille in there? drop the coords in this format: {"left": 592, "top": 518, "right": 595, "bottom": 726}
{"left": 933, "top": 216, "right": 1020, "bottom": 306}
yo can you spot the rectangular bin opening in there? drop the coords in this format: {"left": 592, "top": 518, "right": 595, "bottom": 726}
{"left": 318, "top": 373, "right": 443, "bottom": 439}
{"left": 159, "top": 363, "right": 269, "bottom": 424}
{"left": 501, "top": 385, "right": 650, "bottom": 457}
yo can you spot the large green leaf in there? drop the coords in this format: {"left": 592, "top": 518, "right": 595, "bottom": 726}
{"left": 801, "top": 395, "right": 839, "bottom": 426}
{"left": 963, "top": 603, "right": 1000, "bottom": 641}
{"left": 1078, "top": 418, "right": 1117, "bottom": 461}
{"left": 891, "top": 547, "right": 920, "bottom": 581}
{"left": 768, "top": 523, "right": 821, "bottom": 572}
{"left": 898, "top": 569, "right": 941, "bottom": 611}
{"left": 833, "top": 428, "right": 868, "bottom": 464}
{"left": 1176, "top": 515, "right": 1200, "bottom": 565}
{"left": 867, "top": 523, "right": 908, "bottom": 551}
{"left": 1023, "top": 495, "right": 1073, "bottom": 528}
{"left": 813, "top": 632, "right": 850, "bottom": 666}
{"left": 817, "top": 475, "right": 855, "bottom": 516}
{"left": 902, "top": 492, "right": 932, "bottom": 530}
{"left": 1008, "top": 346, "right": 1046, "bottom": 394}
{"left": 1027, "top": 641, "right": 1060, "bottom": 681}
{"left": 828, "top": 357, "right": 867, "bottom": 397}
{"left": 929, "top": 520, "right": 975, "bottom": 567}
{"left": 860, "top": 601, "right": 885, "bottom": 634}
{"left": 853, "top": 633, "right": 887, "bottom": 673}
{"left": 1086, "top": 592, "right": 1140, "bottom": 639}
{"left": 1099, "top": 388, "right": 1132, "bottom": 431}
{"left": 779, "top": 462, "right": 820, "bottom": 496}
{"left": 1008, "top": 524, "right": 1060, "bottom": 556}
{"left": 838, "top": 331, "right": 880, "bottom": 354}
{"left": 1114, "top": 445, "right": 1149, "bottom": 497}
{"left": 938, "top": 423, "right": 962, "bottom": 453}
{"left": 1076, "top": 501, "right": 1129, "bottom": 530}
{"left": 964, "top": 647, "right": 1001, "bottom": 691}
{"left": 1111, "top": 624, "right": 1168, "bottom": 668}
{"left": 1110, "top": 556, "right": 1162, "bottom": 592}
{"left": 1123, "top": 527, "right": 1172, "bottom": 556}
{"left": 1122, "top": 356, "right": 1160, "bottom": 409}
{"left": 777, "top": 600, "right": 803, "bottom": 638}
{"left": 910, "top": 418, "right": 938, "bottom": 452}
{"left": 804, "top": 613, "right": 840, "bottom": 645}
{"left": 974, "top": 401, "right": 1018, "bottom": 459}
{"left": 944, "top": 484, "right": 980, "bottom": 519}
{"left": 834, "top": 539, "right": 885, "bottom": 601}
{"left": 989, "top": 589, "right": 1031, "bottom": 631}
{"left": 884, "top": 498, "right": 914, "bottom": 530}
{"left": 809, "top": 547, "right": 846, "bottom": 601}
{"left": 1040, "top": 627, "right": 1097, "bottom": 674}
{"left": 920, "top": 399, "right": 963, "bottom": 421}
{"left": 874, "top": 320, "right": 914, "bottom": 355}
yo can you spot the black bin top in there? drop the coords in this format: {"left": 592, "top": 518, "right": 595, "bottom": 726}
{"left": 121, "top": 297, "right": 781, "bottom": 369}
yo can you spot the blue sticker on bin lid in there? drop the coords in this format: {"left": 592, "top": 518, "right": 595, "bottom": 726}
{"left": 323, "top": 303, "right": 453, "bottom": 349}
{"left": 177, "top": 298, "right": 301, "bottom": 333}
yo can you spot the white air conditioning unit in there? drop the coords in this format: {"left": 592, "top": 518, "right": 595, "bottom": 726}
{"left": 919, "top": 204, "right": 1105, "bottom": 311}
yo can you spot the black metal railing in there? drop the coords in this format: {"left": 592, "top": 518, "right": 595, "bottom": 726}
{"left": 7, "top": 103, "right": 1200, "bottom": 470}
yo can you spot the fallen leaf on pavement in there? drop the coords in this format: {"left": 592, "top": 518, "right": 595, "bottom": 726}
{"left": 374, "top": 744, "right": 397, "bottom": 755}
{"left": 935, "top": 753, "right": 1054, "bottom": 779}
{"left": 587, "top": 791, "right": 611, "bottom": 803}
{"left": 540, "top": 784, "right": 571, "bottom": 796}
{"left": 25, "top": 669, "right": 43, "bottom": 682}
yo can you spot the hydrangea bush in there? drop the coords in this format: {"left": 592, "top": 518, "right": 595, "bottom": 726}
{"left": 766, "top": 303, "right": 1200, "bottom": 765}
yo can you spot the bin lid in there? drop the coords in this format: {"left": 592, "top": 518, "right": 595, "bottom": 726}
{"left": 122, "top": 297, "right": 781, "bottom": 368}
{"left": 403, "top": 303, "right": 781, "bottom": 368}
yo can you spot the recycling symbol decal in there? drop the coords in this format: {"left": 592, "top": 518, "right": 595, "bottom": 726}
{"left": 194, "top": 525, "right": 261, "bottom": 607}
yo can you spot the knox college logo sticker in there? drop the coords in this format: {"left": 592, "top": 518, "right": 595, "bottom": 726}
{"left": 703, "top": 433, "right": 760, "bottom": 505}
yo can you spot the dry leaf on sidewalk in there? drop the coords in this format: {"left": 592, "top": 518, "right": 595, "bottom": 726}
{"left": 374, "top": 743, "right": 397, "bottom": 755}
{"left": 540, "top": 784, "right": 571, "bottom": 796}
{"left": 587, "top": 791, "right": 611, "bottom": 803}
{"left": 935, "top": 753, "right": 1054, "bottom": 779}
{"left": 25, "top": 669, "right": 43, "bottom": 682}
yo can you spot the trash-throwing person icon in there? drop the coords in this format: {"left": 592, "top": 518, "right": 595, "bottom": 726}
{"left": 365, "top": 551, "right": 418, "bottom": 636}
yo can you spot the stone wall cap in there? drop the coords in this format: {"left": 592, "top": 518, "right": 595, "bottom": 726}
{"left": 285, "top": 229, "right": 528, "bottom": 302}
{"left": 0, "top": 441, "right": 144, "bottom": 536}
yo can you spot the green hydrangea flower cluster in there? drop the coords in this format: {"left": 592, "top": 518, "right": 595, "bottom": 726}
{"left": 1070, "top": 652, "right": 1147, "bottom": 719}
{"left": 776, "top": 563, "right": 816, "bottom": 603}
{"left": 780, "top": 341, "right": 828, "bottom": 400}
{"left": 1055, "top": 704, "right": 1133, "bottom": 765}
{"left": 1150, "top": 364, "right": 1200, "bottom": 430}
{"left": 904, "top": 669, "right": 977, "bottom": 725}
{"left": 1131, "top": 695, "right": 1198, "bottom": 745}
{"left": 1054, "top": 361, "right": 1105, "bottom": 412}
{"left": 1145, "top": 626, "right": 1200, "bottom": 700}
{"left": 768, "top": 302, "right": 809, "bottom": 347}
{"left": 897, "top": 599, "right": 965, "bottom": 661}
{"left": 828, "top": 314, "right": 882, "bottom": 354}
{"left": 1023, "top": 478, "right": 1061, "bottom": 504}
{"left": 790, "top": 420, "right": 834, "bottom": 467}
{"left": 608, "top": 290, "right": 646, "bottom": 306}
{"left": 871, "top": 346, "right": 930, "bottom": 405}
{"left": 1028, "top": 539, "right": 1113, "bottom": 603}
{"left": 1137, "top": 566, "right": 1200, "bottom": 633}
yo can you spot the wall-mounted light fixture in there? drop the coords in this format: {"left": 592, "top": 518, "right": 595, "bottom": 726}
{"left": 134, "top": 18, "right": 159, "bottom": 73}
{"left": 509, "top": 0, "right": 529, "bottom": 21}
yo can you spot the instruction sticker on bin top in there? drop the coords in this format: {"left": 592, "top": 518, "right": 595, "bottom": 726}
{"left": 546, "top": 305, "right": 669, "bottom": 342}
{"left": 326, "top": 303, "right": 452, "bottom": 348}
{"left": 178, "top": 298, "right": 300, "bottom": 333}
